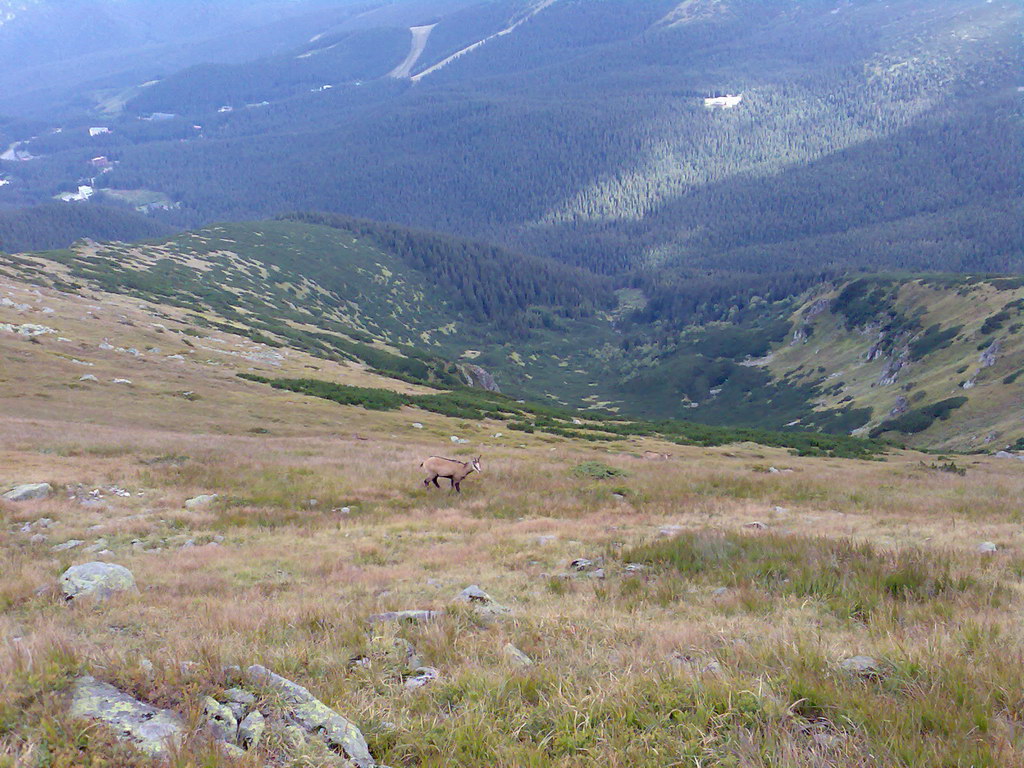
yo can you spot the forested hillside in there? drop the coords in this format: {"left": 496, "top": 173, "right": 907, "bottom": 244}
{"left": 0, "top": 0, "right": 1017, "bottom": 291}
{"left": 6, "top": 217, "right": 1024, "bottom": 449}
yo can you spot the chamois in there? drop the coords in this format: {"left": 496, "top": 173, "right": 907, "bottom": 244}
{"left": 421, "top": 455, "right": 481, "bottom": 493}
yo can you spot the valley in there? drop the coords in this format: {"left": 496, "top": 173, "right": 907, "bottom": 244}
{"left": 4, "top": 217, "right": 1022, "bottom": 450}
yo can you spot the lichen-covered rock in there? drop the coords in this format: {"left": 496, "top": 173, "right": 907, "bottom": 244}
{"left": 238, "top": 710, "right": 265, "bottom": 749}
{"left": 203, "top": 695, "right": 238, "bottom": 744}
{"left": 59, "top": 562, "right": 136, "bottom": 601}
{"left": 69, "top": 676, "right": 184, "bottom": 758}
{"left": 455, "top": 584, "right": 510, "bottom": 620}
{"left": 2, "top": 483, "right": 53, "bottom": 502}
{"left": 246, "top": 664, "right": 374, "bottom": 767}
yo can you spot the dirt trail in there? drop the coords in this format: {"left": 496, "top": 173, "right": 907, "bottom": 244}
{"left": 389, "top": 24, "right": 437, "bottom": 79}
{"left": 411, "top": 0, "right": 558, "bottom": 82}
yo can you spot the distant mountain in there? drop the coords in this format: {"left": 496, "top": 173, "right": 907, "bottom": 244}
{"left": 0, "top": 0, "right": 372, "bottom": 117}
{"left": 0, "top": 0, "right": 1016, "bottom": 295}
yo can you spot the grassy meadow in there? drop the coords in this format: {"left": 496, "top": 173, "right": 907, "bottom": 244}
{"left": 3, "top": 272, "right": 1024, "bottom": 767}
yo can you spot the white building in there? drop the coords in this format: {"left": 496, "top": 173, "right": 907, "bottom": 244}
{"left": 57, "top": 185, "right": 94, "bottom": 202}
{"left": 704, "top": 94, "right": 743, "bottom": 109}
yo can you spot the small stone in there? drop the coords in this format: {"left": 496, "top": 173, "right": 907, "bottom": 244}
{"left": 411, "top": 422, "right": 424, "bottom": 429}
{"left": 139, "top": 658, "right": 154, "bottom": 674}
{"left": 569, "top": 558, "right": 593, "bottom": 572}
{"left": 52, "top": 539, "right": 84, "bottom": 551}
{"left": 612, "top": 493, "right": 626, "bottom": 501}
{"left": 79, "top": 374, "right": 99, "bottom": 382}
{"left": 30, "top": 533, "right": 47, "bottom": 544}
{"left": 185, "top": 494, "right": 218, "bottom": 510}
{"left": 536, "top": 535, "right": 557, "bottom": 545}
{"left": 712, "top": 586, "right": 729, "bottom": 597}
{"left": 977, "top": 541, "right": 997, "bottom": 554}
{"left": 3, "top": 483, "right": 53, "bottom": 502}
{"left": 838, "top": 655, "right": 880, "bottom": 677}
{"left": 589, "top": 568, "right": 606, "bottom": 580}
{"left": 623, "top": 563, "right": 646, "bottom": 574}
{"left": 745, "top": 521, "right": 768, "bottom": 530}
{"left": 659, "top": 525, "right": 684, "bottom": 537}
{"left": 404, "top": 666, "right": 439, "bottom": 689}
{"left": 368, "top": 609, "right": 442, "bottom": 624}
{"left": 455, "top": 585, "right": 510, "bottom": 618}
{"left": 238, "top": 710, "right": 265, "bottom": 750}
{"left": 112, "top": 378, "right": 133, "bottom": 385}
{"left": 503, "top": 643, "right": 533, "bottom": 667}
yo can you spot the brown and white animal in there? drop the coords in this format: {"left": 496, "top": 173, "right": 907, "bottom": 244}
{"left": 420, "top": 455, "right": 481, "bottom": 493}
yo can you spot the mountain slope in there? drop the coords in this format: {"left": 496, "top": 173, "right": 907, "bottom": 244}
{"left": 4, "top": 216, "right": 1024, "bottom": 450}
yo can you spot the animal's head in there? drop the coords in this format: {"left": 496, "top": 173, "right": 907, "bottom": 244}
{"left": 471, "top": 456, "right": 482, "bottom": 474}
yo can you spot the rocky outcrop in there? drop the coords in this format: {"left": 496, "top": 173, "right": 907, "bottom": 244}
{"left": 877, "top": 352, "right": 907, "bottom": 386}
{"left": 60, "top": 562, "right": 136, "bottom": 601}
{"left": 246, "top": 664, "right": 375, "bottom": 768}
{"left": 2, "top": 483, "right": 53, "bottom": 502}
{"left": 460, "top": 363, "right": 500, "bottom": 393}
{"left": 69, "top": 676, "right": 184, "bottom": 758}
{"left": 980, "top": 339, "right": 1001, "bottom": 369}
{"left": 890, "top": 395, "right": 909, "bottom": 418}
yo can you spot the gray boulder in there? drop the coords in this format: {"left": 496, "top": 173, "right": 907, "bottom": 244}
{"left": 69, "top": 676, "right": 184, "bottom": 758}
{"left": 3, "top": 483, "right": 53, "bottom": 502}
{"left": 977, "top": 541, "right": 998, "bottom": 555}
{"left": 60, "top": 562, "right": 136, "bottom": 601}
{"left": 247, "top": 664, "right": 374, "bottom": 768}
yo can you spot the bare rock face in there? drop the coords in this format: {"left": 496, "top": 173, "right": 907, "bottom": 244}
{"left": 460, "top": 363, "right": 500, "bottom": 393}
{"left": 246, "top": 664, "right": 375, "bottom": 768}
{"left": 60, "top": 562, "right": 136, "bottom": 601}
{"left": 980, "top": 339, "right": 1001, "bottom": 369}
{"left": 69, "top": 676, "right": 185, "bottom": 758}
{"left": 2, "top": 483, "right": 53, "bottom": 502}
{"left": 877, "top": 355, "right": 906, "bottom": 386}
{"left": 890, "top": 395, "right": 909, "bottom": 418}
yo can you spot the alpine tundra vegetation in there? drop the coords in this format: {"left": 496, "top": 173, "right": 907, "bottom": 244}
{"left": 0, "top": 0, "right": 1022, "bottom": 765}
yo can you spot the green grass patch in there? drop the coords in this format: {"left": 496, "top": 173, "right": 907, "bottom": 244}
{"left": 626, "top": 531, "right": 996, "bottom": 623}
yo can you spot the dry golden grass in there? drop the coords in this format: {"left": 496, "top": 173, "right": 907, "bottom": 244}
{"left": 3, "top": 274, "right": 1024, "bottom": 766}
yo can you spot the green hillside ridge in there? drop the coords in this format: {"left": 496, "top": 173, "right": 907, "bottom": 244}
{"left": 765, "top": 276, "right": 1024, "bottom": 450}
{"left": 6, "top": 218, "right": 1024, "bottom": 451}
